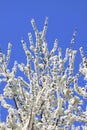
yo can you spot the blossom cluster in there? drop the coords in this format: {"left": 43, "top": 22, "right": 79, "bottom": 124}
{"left": 0, "top": 17, "right": 87, "bottom": 130}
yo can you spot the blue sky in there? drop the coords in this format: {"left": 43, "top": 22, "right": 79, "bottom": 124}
{"left": 0, "top": 0, "right": 87, "bottom": 127}
{"left": 0, "top": 0, "right": 87, "bottom": 69}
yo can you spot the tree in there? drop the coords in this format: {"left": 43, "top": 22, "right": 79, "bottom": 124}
{"left": 0, "top": 17, "right": 87, "bottom": 130}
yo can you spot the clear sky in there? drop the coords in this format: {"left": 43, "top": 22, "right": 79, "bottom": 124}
{"left": 0, "top": 0, "right": 87, "bottom": 127}
{"left": 0, "top": 0, "right": 87, "bottom": 68}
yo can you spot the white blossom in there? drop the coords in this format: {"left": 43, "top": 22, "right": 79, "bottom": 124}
{"left": 0, "top": 17, "right": 87, "bottom": 130}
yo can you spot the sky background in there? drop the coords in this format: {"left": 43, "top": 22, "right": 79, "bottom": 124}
{"left": 0, "top": 0, "right": 87, "bottom": 128}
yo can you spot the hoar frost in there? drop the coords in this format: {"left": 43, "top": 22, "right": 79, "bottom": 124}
{"left": 0, "top": 17, "right": 87, "bottom": 130}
